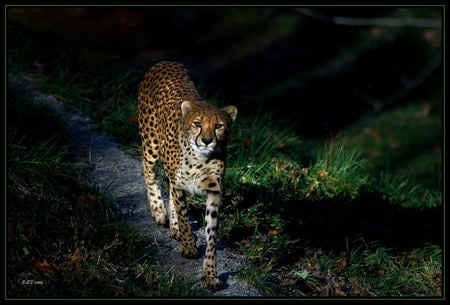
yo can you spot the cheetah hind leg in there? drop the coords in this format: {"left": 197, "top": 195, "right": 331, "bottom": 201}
{"left": 147, "top": 186, "right": 166, "bottom": 226}
{"left": 168, "top": 191, "right": 180, "bottom": 240}
{"left": 142, "top": 158, "right": 167, "bottom": 225}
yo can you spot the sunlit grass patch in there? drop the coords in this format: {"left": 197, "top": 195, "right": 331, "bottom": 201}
{"left": 301, "top": 141, "right": 368, "bottom": 201}
{"left": 224, "top": 110, "right": 309, "bottom": 200}
{"left": 224, "top": 108, "right": 370, "bottom": 204}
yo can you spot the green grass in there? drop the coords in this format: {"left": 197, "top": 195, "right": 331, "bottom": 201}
{"left": 375, "top": 171, "right": 440, "bottom": 209}
{"left": 337, "top": 101, "right": 442, "bottom": 193}
{"left": 8, "top": 21, "right": 142, "bottom": 148}
{"left": 7, "top": 17, "right": 442, "bottom": 297}
{"left": 36, "top": 58, "right": 142, "bottom": 147}
{"left": 6, "top": 89, "right": 196, "bottom": 297}
{"left": 301, "top": 142, "right": 368, "bottom": 201}
{"left": 341, "top": 241, "right": 441, "bottom": 296}
{"left": 219, "top": 105, "right": 441, "bottom": 296}
{"left": 272, "top": 241, "right": 442, "bottom": 297}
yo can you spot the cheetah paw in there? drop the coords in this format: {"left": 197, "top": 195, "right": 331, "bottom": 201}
{"left": 151, "top": 210, "right": 166, "bottom": 226}
{"left": 181, "top": 245, "right": 198, "bottom": 259}
{"left": 169, "top": 227, "right": 181, "bottom": 240}
{"left": 203, "top": 277, "right": 223, "bottom": 290}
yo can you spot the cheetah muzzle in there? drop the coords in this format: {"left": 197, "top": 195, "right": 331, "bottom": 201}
{"left": 138, "top": 61, "right": 237, "bottom": 290}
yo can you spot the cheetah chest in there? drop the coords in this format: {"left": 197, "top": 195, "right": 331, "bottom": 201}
{"left": 174, "top": 156, "right": 223, "bottom": 196}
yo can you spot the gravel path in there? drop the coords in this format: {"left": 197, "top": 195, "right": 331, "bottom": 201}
{"left": 8, "top": 72, "right": 262, "bottom": 297}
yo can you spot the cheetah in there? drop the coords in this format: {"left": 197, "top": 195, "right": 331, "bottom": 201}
{"left": 138, "top": 61, "right": 237, "bottom": 289}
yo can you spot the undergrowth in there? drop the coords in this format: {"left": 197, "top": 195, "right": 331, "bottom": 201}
{"left": 221, "top": 109, "right": 441, "bottom": 296}
{"left": 6, "top": 88, "right": 196, "bottom": 297}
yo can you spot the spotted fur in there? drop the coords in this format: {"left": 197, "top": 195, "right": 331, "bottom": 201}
{"left": 138, "top": 61, "right": 237, "bottom": 289}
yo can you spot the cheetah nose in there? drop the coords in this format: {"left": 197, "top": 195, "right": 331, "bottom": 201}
{"left": 202, "top": 137, "right": 213, "bottom": 146}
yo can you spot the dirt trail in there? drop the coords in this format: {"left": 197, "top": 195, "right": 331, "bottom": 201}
{"left": 8, "top": 72, "right": 262, "bottom": 297}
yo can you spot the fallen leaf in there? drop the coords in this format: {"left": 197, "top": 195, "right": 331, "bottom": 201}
{"left": 281, "top": 278, "right": 298, "bottom": 286}
{"left": 338, "top": 257, "right": 347, "bottom": 268}
{"left": 318, "top": 169, "right": 329, "bottom": 180}
{"left": 27, "top": 225, "right": 37, "bottom": 238}
{"left": 268, "top": 226, "right": 282, "bottom": 236}
{"left": 34, "top": 259, "right": 54, "bottom": 276}
{"left": 70, "top": 247, "right": 82, "bottom": 262}
{"left": 423, "top": 29, "right": 440, "bottom": 46}
{"left": 416, "top": 103, "right": 433, "bottom": 118}
{"left": 335, "top": 288, "right": 347, "bottom": 296}
{"left": 77, "top": 193, "right": 97, "bottom": 208}
{"left": 364, "top": 127, "right": 382, "bottom": 142}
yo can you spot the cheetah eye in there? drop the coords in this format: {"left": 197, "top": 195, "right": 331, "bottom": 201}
{"left": 193, "top": 121, "right": 202, "bottom": 128}
{"left": 215, "top": 123, "right": 224, "bottom": 129}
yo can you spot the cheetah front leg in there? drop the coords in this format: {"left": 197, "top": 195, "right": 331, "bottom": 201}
{"left": 202, "top": 191, "right": 222, "bottom": 290}
{"left": 171, "top": 185, "right": 198, "bottom": 258}
{"left": 142, "top": 156, "right": 166, "bottom": 225}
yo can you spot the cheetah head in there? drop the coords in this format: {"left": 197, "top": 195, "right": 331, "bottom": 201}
{"left": 181, "top": 100, "right": 237, "bottom": 156}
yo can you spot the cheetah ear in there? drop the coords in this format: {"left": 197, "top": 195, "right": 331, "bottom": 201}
{"left": 222, "top": 105, "right": 238, "bottom": 123}
{"left": 181, "top": 101, "right": 193, "bottom": 117}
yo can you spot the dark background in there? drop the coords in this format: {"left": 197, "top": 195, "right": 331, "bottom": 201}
{"left": 8, "top": 6, "right": 443, "bottom": 139}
